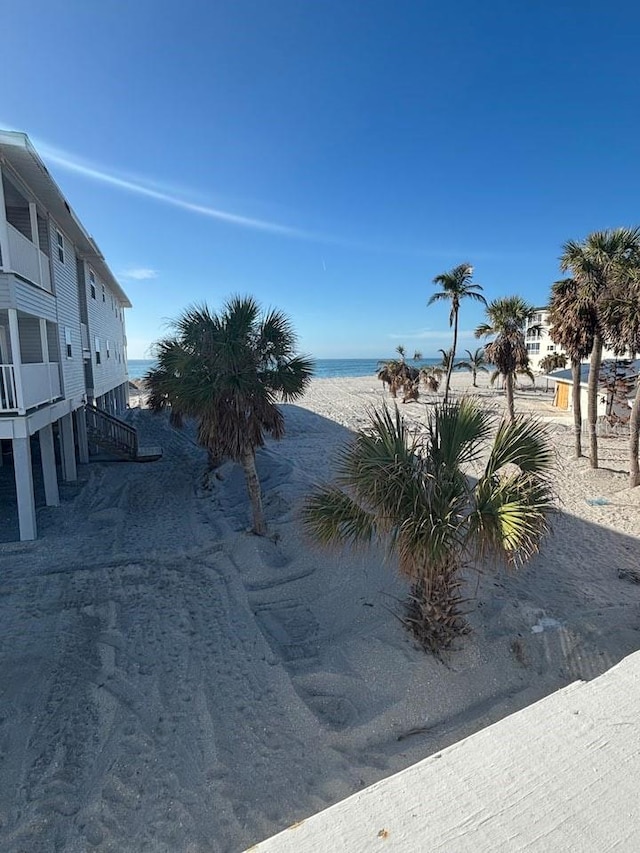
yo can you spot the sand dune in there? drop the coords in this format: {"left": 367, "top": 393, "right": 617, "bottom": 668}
{"left": 0, "top": 374, "right": 639, "bottom": 852}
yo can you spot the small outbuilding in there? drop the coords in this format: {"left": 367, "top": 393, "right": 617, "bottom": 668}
{"left": 550, "top": 359, "right": 639, "bottom": 424}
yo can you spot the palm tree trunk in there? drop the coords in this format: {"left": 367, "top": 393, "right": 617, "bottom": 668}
{"left": 505, "top": 372, "right": 515, "bottom": 422}
{"left": 571, "top": 359, "right": 582, "bottom": 459}
{"left": 587, "top": 336, "right": 603, "bottom": 469}
{"left": 630, "top": 378, "right": 640, "bottom": 488}
{"left": 472, "top": 368, "right": 477, "bottom": 387}
{"left": 407, "top": 570, "right": 467, "bottom": 653}
{"left": 241, "top": 449, "right": 267, "bottom": 535}
{"left": 444, "top": 311, "right": 458, "bottom": 404}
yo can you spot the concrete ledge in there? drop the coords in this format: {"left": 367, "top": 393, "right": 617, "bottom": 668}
{"left": 251, "top": 651, "right": 640, "bottom": 852}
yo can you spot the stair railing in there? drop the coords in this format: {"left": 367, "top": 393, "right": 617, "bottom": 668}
{"left": 85, "top": 404, "right": 139, "bottom": 457}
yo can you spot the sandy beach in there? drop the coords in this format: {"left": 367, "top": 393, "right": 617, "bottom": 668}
{"left": 1, "top": 372, "right": 640, "bottom": 852}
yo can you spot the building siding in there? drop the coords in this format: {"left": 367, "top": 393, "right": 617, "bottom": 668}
{"left": 0, "top": 274, "right": 10, "bottom": 304}
{"left": 17, "top": 315, "right": 41, "bottom": 363}
{"left": 14, "top": 278, "right": 57, "bottom": 321}
{"left": 50, "top": 224, "right": 85, "bottom": 401}
{"left": 46, "top": 321, "right": 59, "bottom": 362}
{"left": 84, "top": 260, "right": 128, "bottom": 399}
{"left": 0, "top": 311, "right": 11, "bottom": 361}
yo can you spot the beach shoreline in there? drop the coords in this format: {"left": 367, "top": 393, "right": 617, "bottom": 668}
{"left": 0, "top": 372, "right": 638, "bottom": 852}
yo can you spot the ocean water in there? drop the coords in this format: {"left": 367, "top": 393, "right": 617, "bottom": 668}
{"left": 127, "top": 357, "right": 447, "bottom": 381}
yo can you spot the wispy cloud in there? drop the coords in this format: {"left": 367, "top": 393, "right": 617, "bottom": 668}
{"left": 35, "top": 141, "right": 318, "bottom": 240}
{"left": 2, "top": 128, "right": 519, "bottom": 259}
{"left": 121, "top": 267, "right": 159, "bottom": 281}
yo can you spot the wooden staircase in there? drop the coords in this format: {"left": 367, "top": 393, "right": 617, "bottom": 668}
{"left": 85, "top": 405, "right": 162, "bottom": 462}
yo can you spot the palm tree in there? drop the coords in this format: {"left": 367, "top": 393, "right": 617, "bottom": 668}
{"left": 538, "top": 352, "right": 567, "bottom": 393}
{"left": 475, "top": 297, "right": 536, "bottom": 422}
{"left": 599, "top": 274, "right": 640, "bottom": 486}
{"left": 539, "top": 353, "right": 567, "bottom": 374}
{"left": 303, "top": 400, "right": 554, "bottom": 653}
{"left": 377, "top": 360, "right": 401, "bottom": 397}
{"left": 429, "top": 264, "right": 486, "bottom": 404}
{"left": 437, "top": 347, "right": 454, "bottom": 374}
{"left": 455, "top": 347, "right": 489, "bottom": 387}
{"left": 377, "top": 348, "right": 421, "bottom": 401}
{"left": 420, "top": 365, "right": 443, "bottom": 393}
{"left": 559, "top": 228, "right": 640, "bottom": 469}
{"left": 144, "top": 296, "right": 314, "bottom": 535}
{"left": 547, "top": 278, "right": 594, "bottom": 459}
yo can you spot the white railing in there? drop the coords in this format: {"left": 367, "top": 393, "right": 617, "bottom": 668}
{"left": 0, "top": 363, "right": 61, "bottom": 412}
{"left": 0, "top": 364, "right": 18, "bottom": 410}
{"left": 5, "top": 224, "right": 52, "bottom": 292}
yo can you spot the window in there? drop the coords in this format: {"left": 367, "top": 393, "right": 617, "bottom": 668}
{"left": 89, "top": 269, "right": 96, "bottom": 299}
{"left": 106, "top": 339, "right": 111, "bottom": 359}
{"left": 95, "top": 337, "right": 101, "bottom": 365}
{"left": 64, "top": 327, "right": 73, "bottom": 359}
{"left": 56, "top": 231, "right": 65, "bottom": 264}
{"left": 102, "top": 284, "right": 106, "bottom": 303}
{"left": 526, "top": 342, "right": 540, "bottom": 354}
{"left": 547, "top": 345, "right": 555, "bottom": 351}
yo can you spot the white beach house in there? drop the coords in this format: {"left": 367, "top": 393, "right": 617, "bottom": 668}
{"left": 0, "top": 130, "right": 131, "bottom": 540}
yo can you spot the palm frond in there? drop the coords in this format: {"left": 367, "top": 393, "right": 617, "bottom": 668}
{"left": 475, "top": 323, "right": 493, "bottom": 338}
{"left": 302, "top": 486, "right": 377, "bottom": 547}
{"left": 336, "top": 405, "right": 428, "bottom": 524}
{"left": 427, "top": 399, "right": 492, "bottom": 470}
{"left": 468, "top": 473, "right": 555, "bottom": 567}
{"left": 427, "top": 291, "right": 450, "bottom": 306}
{"left": 484, "top": 416, "right": 554, "bottom": 476}
{"left": 464, "top": 290, "right": 488, "bottom": 304}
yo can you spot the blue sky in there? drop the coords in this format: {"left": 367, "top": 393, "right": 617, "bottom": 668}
{"left": 3, "top": 0, "right": 640, "bottom": 359}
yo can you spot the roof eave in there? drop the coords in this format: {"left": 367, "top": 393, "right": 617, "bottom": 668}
{"left": 0, "top": 130, "right": 132, "bottom": 308}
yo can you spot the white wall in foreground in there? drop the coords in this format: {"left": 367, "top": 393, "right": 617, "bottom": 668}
{"left": 251, "top": 651, "right": 640, "bottom": 852}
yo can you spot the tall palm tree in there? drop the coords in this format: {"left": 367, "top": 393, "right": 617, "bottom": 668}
{"left": 455, "top": 347, "right": 489, "bottom": 387}
{"left": 547, "top": 278, "right": 594, "bottom": 459}
{"left": 429, "top": 264, "right": 486, "bottom": 404}
{"left": 559, "top": 228, "right": 640, "bottom": 469}
{"left": 145, "top": 296, "right": 314, "bottom": 535}
{"left": 599, "top": 274, "right": 640, "bottom": 486}
{"left": 475, "top": 297, "right": 536, "bottom": 422}
{"left": 303, "top": 400, "right": 554, "bottom": 653}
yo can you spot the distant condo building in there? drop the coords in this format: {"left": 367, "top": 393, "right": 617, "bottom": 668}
{"left": 0, "top": 130, "right": 132, "bottom": 540}
{"left": 524, "top": 308, "right": 558, "bottom": 372}
{"left": 525, "top": 306, "right": 618, "bottom": 372}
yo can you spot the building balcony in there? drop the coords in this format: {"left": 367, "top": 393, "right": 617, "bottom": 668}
{"left": 0, "top": 362, "right": 61, "bottom": 413}
{"left": 5, "top": 223, "right": 52, "bottom": 292}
